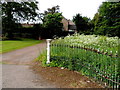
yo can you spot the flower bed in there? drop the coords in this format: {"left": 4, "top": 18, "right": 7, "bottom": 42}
{"left": 50, "top": 34, "right": 119, "bottom": 88}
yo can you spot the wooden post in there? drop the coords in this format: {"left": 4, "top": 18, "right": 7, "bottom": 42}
{"left": 46, "top": 39, "right": 52, "bottom": 64}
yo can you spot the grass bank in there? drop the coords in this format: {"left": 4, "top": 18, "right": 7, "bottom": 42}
{"left": 32, "top": 50, "right": 103, "bottom": 88}
{"left": 0, "top": 38, "right": 44, "bottom": 53}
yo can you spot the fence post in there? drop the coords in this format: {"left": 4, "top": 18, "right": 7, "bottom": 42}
{"left": 46, "top": 39, "right": 52, "bottom": 64}
{"left": 118, "top": 39, "right": 120, "bottom": 88}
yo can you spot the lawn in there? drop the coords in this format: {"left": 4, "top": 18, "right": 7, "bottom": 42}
{"left": 0, "top": 38, "right": 44, "bottom": 53}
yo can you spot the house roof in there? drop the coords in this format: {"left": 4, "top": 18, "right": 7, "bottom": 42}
{"left": 62, "top": 17, "right": 76, "bottom": 31}
{"left": 62, "top": 17, "right": 75, "bottom": 25}
{"left": 68, "top": 20, "right": 75, "bottom": 25}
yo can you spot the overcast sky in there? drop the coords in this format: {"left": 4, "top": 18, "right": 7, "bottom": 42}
{"left": 37, "top": 0, "right": 106, "bottom": 20}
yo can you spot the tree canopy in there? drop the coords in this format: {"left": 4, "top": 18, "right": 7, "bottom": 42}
{"left": 93, "top": 2, "right": 120, "bottom": 37}
{"left": 1, "top": 0, "right": 39, "bottom": 39}
{"left": 73, "top": 14, "right": 90, "bottom": 34}
{"left": 41, "top": 5, "right": 63, "bottom": 38}
{"left": 44, "top": 5, "right": 60, "bottom": 15}
{"left": 40, "top": 5, "right": 60, "bottom": 22}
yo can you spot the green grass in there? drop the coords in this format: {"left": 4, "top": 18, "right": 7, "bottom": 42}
{"left": 0, "top": 61, "right": 7, "bottom": 64}
{"left": 0, "top": 62, "right": 2, "bottom": 64}
{"left": 0, "top": 38, "right": 44, "bottom": 53}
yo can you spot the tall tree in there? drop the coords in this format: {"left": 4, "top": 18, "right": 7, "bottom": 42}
{"left": 44, "top": 5, "right": 60, "bottom": 15}
{"left": 93, "top": 2, "right": 120, "bottom": 37}
{"left": 40, "top": 5, "right": 63, "bottom": 38}
{"left": 40, "top": 5, "right": 60, "bottom": 22}
{"left": 73, "top": 14, "right": 89, "bottom": 34}
{"left": 89, "top": 13, "right": 98, "bottom": 34}
{"left": 42, "top": 13, "right": 63, "bottom": 38}
{"left": 1, "top": 0, "right": 39, "bottom": 39}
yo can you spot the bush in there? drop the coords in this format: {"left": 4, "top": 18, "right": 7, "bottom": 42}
{"left": 35, "top": 50, "right": 47, "bottom": 67}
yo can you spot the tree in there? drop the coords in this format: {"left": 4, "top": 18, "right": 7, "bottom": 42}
{"left": 1, "top": 0, "right": 39, "bottom": 39}
{"left": 92, "top": 13, "right": 102, "bottom": 35}
{"left": 40, "top": 5, "right": 60, "bottom": 22}
{"left": 73, "top": 14, "right": 90, "bottom": 34}
{"left": 44, "top": 5, "right": 60, "bottom": 15}
{"left": 93, "top": 2, "right": 120, "bottom": 37}
{"left": 40, "top": 5, "right": 63, "bottom": 39}
{"left": 82, "top": 16, "right": 92, "bottom": 34}
{"left": 42, "top": 13, "right": 63, "bottom": 38}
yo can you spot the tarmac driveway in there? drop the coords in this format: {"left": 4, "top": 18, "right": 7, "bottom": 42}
{"left": 1, "top": 42, "right": 57, "bottom": 88}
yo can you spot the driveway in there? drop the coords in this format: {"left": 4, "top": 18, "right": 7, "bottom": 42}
{"left": 2, "top": 42, "right": 46, "bottom": 65}
{"left": 1, "top": 42, "right": 57, "bottom": 88}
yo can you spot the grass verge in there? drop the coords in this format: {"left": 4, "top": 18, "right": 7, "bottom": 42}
{"left": 32, "top": 51, "right": 103, "bottom": 88}
{"left": 34, "top": 50, "right": 47, "bottom": 67}
{"left": 0, "top": 38, "right": 44, "bottom": 53}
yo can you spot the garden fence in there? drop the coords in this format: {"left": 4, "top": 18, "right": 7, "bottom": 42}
{"left": 50, "top": 41, "right": 120, "bottom": 88}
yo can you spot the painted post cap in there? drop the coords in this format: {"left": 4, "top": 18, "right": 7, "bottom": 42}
{"left": 46, "top": 39, "right": 52, "bottom": 42}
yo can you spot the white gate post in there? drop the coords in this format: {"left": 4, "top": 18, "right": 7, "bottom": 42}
{"left": 46, "top": 39, "right": 52, "bottom": 64}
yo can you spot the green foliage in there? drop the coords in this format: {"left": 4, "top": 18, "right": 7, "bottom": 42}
{"left": 40, "top": 5, "right": 61, "bottom": 23}
{"left": 43, "top": 13, "right": 63, "bottom": 28}
{"left": 42, "top": 13, "right": 63, "bottom": 38}
{"left": 35, "top": 50, "right": 47, "bottom": 67}
{"left": 2, "top": 1, "right": 38, "bottom": 21}
{"left": 53, "top": 34, "right": 119, "bottom": 54}
{"left": 46, "top": 34, "right": 119, "bottom": 88}
{"left": 49, "top": 35, "right": 120, "bottom": 88}
{"left": 38, "top": 5, "right": 64, "bottom": 39}
{"left": 32, "top": 24, "right": 43, "bottom": 39}
{"left": 73, "top": 14, "right": 91, "bottom": 34}
{"left": 43, "top": 5, "right": 60, "bottom": 15}
{"left": 1, "top": 1, "right": 39, "bottom": 39}
{"left": 93, "top": 2, "right": 120, "bottom": 37}
{"left": 39, "top": 34, "right": 119, "bottom": 87}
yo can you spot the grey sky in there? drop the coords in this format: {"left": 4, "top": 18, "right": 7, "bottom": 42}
{"left": 37, "top": 0, "right": 106, "bottom": 20}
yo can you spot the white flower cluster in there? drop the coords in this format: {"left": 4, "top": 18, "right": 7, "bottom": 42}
{"left": 52, "top": 34, "right": 119, "bottom": 55}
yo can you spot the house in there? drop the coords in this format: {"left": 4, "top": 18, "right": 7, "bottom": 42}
{"left": 21, "top": 18, "right": 77, "bottom": 32}
{"left": 61, "top": 17, "right": 77, "bottom": 32}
